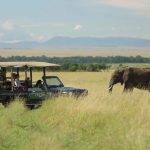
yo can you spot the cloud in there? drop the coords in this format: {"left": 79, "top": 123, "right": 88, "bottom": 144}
{"left": 74, "top": 24, "right": 83, "bottom": 31}
{"left": 29, "top": 33, "right": 46, "bottom": 41}
{"left": 0, "top": 20, "right": 65, "bottom": 42}
{"left": 21, "top": 23, "right": 65, "bottom": 28}
{"left": 0, "top": 28, "right": 32, "bottom": 42}
{"left": 1, "top": 40, "right": 23, "bottom": 44}
{"left": 93, "top": 0, "right": 150, "bottom": 16}
{"left": 0, "top": 20, "right": 16, "bottom": 31}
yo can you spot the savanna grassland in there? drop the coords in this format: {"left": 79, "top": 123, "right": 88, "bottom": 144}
{"left": 0, "top": 71, "right": 150, "bottom": 150}
{"left": 1, "top": 47, "right": 150, "bottom": 57}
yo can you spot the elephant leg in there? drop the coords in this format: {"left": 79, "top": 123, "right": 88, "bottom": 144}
{"left": 123, "top": 83, "right": 134, "bottom": 93}
{"left": 123, "top": 87, "right": 129, "bottom": 92}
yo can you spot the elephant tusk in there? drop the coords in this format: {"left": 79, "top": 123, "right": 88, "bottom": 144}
{"left": 108, "top": 85, "right": 113, "bottom": 90}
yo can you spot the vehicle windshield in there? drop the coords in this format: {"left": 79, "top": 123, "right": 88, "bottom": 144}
{"left": 45, "top": 77, "right": 63, "bottom": 87}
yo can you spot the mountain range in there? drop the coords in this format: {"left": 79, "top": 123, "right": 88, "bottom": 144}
{"left": 1, "top": 37, "right": 150, "bottom": 48}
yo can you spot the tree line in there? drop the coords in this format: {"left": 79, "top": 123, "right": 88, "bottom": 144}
{"left": 0, "top": 55, "right": 150, "bottom": 63}
{"left": 54, "top": 63, "right": 111, "bottom": 72}
{"left": 0, "top": 55, "right": 149, "bottom": 71}
{"left": 0, "top": 55, "right": 150, "bottom": 64}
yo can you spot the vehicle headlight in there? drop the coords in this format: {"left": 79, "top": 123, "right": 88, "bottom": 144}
{"left": 62, "top": 91, "right": 67, "bottom": 94}
{"left": 62, "top": 91, "right": 73, "bottom": 96}
{"left": 68, "top": 92, "right": 73, "bottom": 96}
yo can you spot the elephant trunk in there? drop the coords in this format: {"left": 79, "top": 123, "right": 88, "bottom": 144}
{"left": 108, "top": 79, "right": 114, "bottom": 93}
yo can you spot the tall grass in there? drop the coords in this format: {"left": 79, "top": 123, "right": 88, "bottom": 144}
{"left": 0, "top": 72, "right": 150, "bottom": 150}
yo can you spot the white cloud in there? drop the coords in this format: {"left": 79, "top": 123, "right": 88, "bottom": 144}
{"left": 29, "top": 33, "right": 46, "bottom": 41}
{"left": 0, "top": 20, "right": 16, "bottom": 31}
{"left": 92, "top": 0, "right": 150, "bottom": 16}
{"left": 0, "top": 40, "right": 23, "bottom": 43}
{"left": 21, "top": 23, "right": 65, "bottom": 28}
{"left": 96, "top": 0, "right": 145, "bottom": 9}
{"left": 74, "top": 24, "right": 83, "bottom": 31}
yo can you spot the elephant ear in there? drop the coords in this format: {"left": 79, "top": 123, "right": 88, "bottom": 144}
{"left": 117, "top": 65, "right": 128, "bottom": 73}
{"left": 112, "top": 65, "right": 128, "bottom": 77}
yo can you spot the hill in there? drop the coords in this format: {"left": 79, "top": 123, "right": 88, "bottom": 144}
{"left": 1, "top": 37, "right": 150, "bottom": 48}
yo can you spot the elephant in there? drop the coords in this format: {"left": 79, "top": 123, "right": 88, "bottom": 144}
{"left": 108, "top": 67, "right": 150, "bottom": 93}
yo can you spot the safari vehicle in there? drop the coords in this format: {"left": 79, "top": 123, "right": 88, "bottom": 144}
{"left": 0, "top": 62, "right": 60, "bottom": 108}
{"left": 41, "top": 76, "right": 88, "bottom": 97}
{"left": 0, "top": 62, "right": 88, "bottom": 108}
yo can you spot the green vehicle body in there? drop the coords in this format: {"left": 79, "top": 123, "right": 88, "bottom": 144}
{"left": 0, "top": 62, "right": 60, "bottom": 108}
{"left": 0, "top": 88, "right": 46, "bottom": 107}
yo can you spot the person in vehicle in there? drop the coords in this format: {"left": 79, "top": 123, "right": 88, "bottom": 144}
{"left": 24, "top": 77, "right": 31, "bottom": 89}
{"left": 14, "top": 74, "right": 21, "bottom": 88}
{"left": 35, "top": 80, "right": 43, "bottom": 88}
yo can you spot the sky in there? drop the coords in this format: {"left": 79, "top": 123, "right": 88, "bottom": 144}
{"left": 0, "top": 0, "right": 150, "bottom": 42}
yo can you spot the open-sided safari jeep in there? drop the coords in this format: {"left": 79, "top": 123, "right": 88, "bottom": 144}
{"left": 42, "top": 75, "right": 88, "bottom": 97}
{"left": 0, "top": 62, "right": 88, "bottom": 108}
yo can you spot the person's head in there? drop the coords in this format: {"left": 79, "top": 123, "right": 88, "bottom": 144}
{"left": 37, "top": 80, "right": 42, "bottom": 84}
{"left": 26, "top": 77, "right": 30, "bottom": 80}
{"left": 12, "top": 73, "right": 16, "bottom": 79}
{"left": 15, "top": 74, "right": 19, "bottom": 79}
{"left": 36, "top": 80, "right": 42, "bottom": 87}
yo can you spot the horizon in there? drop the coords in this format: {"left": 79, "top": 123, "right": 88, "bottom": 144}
{"left": 0, "top": 0, "right": 150, "bottom": 43}
{"left": 1, "top": 36, "right": 150, "bottom": 44}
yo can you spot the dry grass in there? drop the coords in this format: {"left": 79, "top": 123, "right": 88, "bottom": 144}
{"left": 0, "top": 72, "right": 150, "bottom": 150}
{"left": 0, "top": 48, "right": 150, "bottom": 57}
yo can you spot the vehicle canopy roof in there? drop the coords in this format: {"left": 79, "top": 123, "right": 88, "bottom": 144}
{"left": 0, "top": 62, "right": 61, "bottom": 68}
